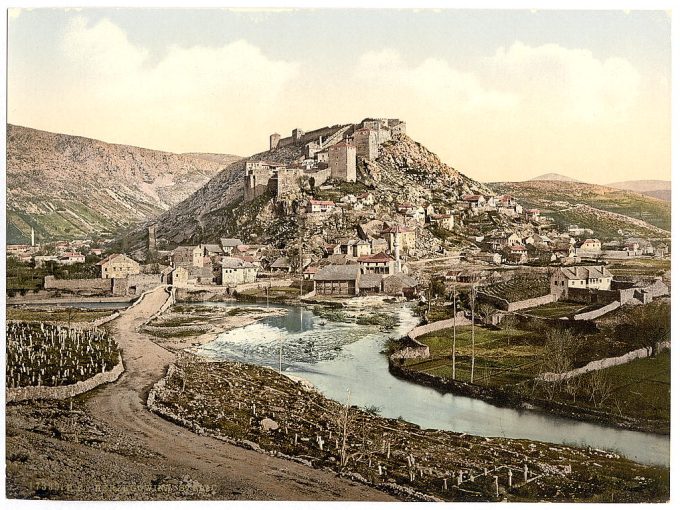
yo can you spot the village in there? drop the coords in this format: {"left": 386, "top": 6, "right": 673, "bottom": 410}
{"left": 5, "top": 117, "right": 672, "bottom": 503}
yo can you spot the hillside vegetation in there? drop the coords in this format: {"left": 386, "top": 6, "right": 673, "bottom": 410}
{"left": 6, "top": 124, "right": 241, "bottom": 243}
{"left": 490, "top": 180, "right": 670, "bottom": 239}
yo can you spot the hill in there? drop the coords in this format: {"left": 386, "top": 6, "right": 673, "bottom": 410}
{"left": 121, "top": 122, "right": 494, "bottom": 256}
{"left": 607, "top": 180, "right": 671, "bottom": 202}
{"left": 528, "top": 173, "right": 580, "bottom": 182}
{"left": 489, "top": 180, "right": 671, "bottom": 240}
{"left": 6, "top": 125, "right": 242, "bottom": 244}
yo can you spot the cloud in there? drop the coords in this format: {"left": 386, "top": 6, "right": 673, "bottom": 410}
{"left": 492, "top": 42, "right": 641, "bottom": 122}
{"left": 355, "top": 49, "right": 518, "bottom": 114}
{"left": 47, "top": 16, "right": 301, "bottom": 152}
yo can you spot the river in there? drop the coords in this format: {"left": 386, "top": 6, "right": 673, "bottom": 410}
{"left": 192, "top": 301, "right": 669, "bottom": 467}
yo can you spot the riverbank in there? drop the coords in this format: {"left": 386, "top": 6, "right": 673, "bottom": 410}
{"left": 143, "top": 303, "right": 289, "bottom": 351}
{"left": 388, "top": 358, "right": 669, "bottom": 436}
{"left": 148, "top": 356, "right": 669, "bottom": 502}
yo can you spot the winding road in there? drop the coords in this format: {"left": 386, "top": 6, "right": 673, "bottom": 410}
{"left": 86, "top": 286, "right": 394, "bottom": 501}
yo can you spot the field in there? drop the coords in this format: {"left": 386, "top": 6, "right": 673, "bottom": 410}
{"left": 6, "top": 321, "right": 119, "bottom": 388}
{"left": 480, "top": 274, "right": 550, "bottom": 303}
{"left": 523, "top": 301, "right": 591, "bottom": 319}
{"left": 6, "top": 307, "right": 113, "bottom": 324}
{"left": 406, "top": 325, "right": 543, "bottom": 387}
{"left": 530, "top": 351, "right": 670, "bottom": 432}
{"left": 606, "top": 258, "right": 670, "bottom": 278}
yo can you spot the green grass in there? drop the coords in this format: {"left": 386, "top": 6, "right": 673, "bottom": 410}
{"left": 607, "top": 258, "right": 670, "bottom": 278}
{"left": 408, "top": 325, "right": 544, "bottom": 387}
{"left": 530, "top": 350, "right": 670, "bottom": 428}
{"left": 524, "top": 301, "right": 589, "bottom": 318}
{"left": 481, "top": 276, "right": 550, "bottom": 303}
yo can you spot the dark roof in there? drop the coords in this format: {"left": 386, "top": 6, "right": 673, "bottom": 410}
{"left": 313, "top": 264, "right": 360, "bottom": 281}
{"left": 359, "top": 273, "right": 383, "bottom": 288}
{"left": 383, "top": 273, "right": 418, "bottom": 288}
{"left": 270, "top": 256, "right": 291, "bottom": 268}
{"left": 557, "top": 266, "right": 612, "bottom": 280}
{"left": 357, "top": 252, "right": 394, "bottom": 263}
{"left": 221, "top": 238, "right": 243, "bottom": 247}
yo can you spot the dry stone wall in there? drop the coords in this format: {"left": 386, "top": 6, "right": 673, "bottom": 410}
{"left": 477, "top": 292, "right": 555, "bottom": 312}
{"left": 573, "top": 301, "right": 621, "bottom": 321}
{"left": 6, "top": 358, "right": 124, "bottom": 403}
{"left": 407, "top": 313, "right": 472, "bottom": 341}
{"left": 538, "top": 341, "right": 670, "bottom": 382}
{"left": 44, "top": 275, "right": 112, "bottom": 293}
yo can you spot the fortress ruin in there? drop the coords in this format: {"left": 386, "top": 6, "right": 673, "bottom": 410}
{"left": 244, "top": 118, "right": 405, "bottom": 202}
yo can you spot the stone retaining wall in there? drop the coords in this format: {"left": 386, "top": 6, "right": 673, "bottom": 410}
{"left": 6, "top": 358, "right": 125, "bottom": 403}
{"left": 44, "top": 275, "right": 113, "bottom": 293}
{"left": 235, "top": 279, "right": 294, "bottom": 293}
{"left": 407, "top": 312, "right": 472, "bottom": 341}
{"left": 478, "top": 292, "right": 555, "bottom": 312}
{"left": 573, "top": 301, "right": 621, "bottom": 321}
{"left": 538, "top": 340, "right": 670, "bottom": 382}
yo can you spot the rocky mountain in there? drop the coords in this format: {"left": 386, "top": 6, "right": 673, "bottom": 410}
{"left": 607, "top": 180, "right": 671, "bottom": 202}
{"left": 6, "top": 124, "right": 241, "bottom": 244}
{"left": 528, "top": 173, "right": 580, "bottom": 182}
{"left": 490, "top": 180, "right": 671, "bottom": 240}
{"left": 123, "top": 126, "right": 493, "bottom": 256}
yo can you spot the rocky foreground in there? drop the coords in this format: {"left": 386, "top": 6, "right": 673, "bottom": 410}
{"left": 148, "top": 357, "right": 669, "bottom": 503}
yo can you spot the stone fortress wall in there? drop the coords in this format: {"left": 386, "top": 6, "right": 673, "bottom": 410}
{"left": 245, "top": 118, "right": 405, "bottom": 202}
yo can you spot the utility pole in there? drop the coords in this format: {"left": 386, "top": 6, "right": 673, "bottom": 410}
{"left": 470, "top": 283, "right": 476, "bottom": 384}
{"left": 452, "top": 280, "right": 456, "bottom": 380}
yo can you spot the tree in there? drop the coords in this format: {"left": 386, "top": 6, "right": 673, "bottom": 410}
{"left": 477, "top": 302, "right": 497, "bottom": 326}
{"left": 501, "top": 314, "right": 519, "bottom": 346}
{"left": 616, "top": 301, "right": 670, "bottom": 357}
{"left": 540, "top": 329, "right": 578, "bottom": 400}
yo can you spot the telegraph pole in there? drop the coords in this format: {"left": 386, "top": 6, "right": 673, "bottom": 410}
{"left": 452, "top": 280, "right": 457, "bottom": 380}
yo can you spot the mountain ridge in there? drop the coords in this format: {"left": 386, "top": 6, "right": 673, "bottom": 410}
{"left": 6, "top": 124, "right": 242, "bottom": 244}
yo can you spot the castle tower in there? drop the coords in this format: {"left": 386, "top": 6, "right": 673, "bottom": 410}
{"left": 148, "top": 223, "right": 157, "bottom": 254}
{"left": 329, "top": 141, "right": 357, "bottom": 182}
{"left": 270, "top": 133, "right": 281, "bottom": 150}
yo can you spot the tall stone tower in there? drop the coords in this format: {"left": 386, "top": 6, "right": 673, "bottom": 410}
{"left": 329, "top": 141, "right": 357, "bottom": 182}
{"left": 394, "top": 229, "right": 402, "bottom": 273}
{"left": 270, "top": 133, "right": 281, "bottom": 150}
{"left": 148, "top": 223, "right": 157, "bottom": 254}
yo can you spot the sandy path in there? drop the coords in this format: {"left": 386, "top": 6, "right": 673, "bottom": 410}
{"left": 86, "top": 287, "right": 394, "bottom": 501}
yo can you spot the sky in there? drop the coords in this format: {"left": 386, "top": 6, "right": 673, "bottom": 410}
{"left": 7, "top": 8, "right": 672, "bottom": 184}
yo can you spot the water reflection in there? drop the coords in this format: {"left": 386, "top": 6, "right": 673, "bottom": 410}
{"left": 194, "top": 302, "right": 669, "bottom": 467}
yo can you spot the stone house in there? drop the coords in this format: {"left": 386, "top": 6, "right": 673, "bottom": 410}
{"left": 462, "top": 194, "right": 486, "bottom": 211}
{"left": 313, "top": 265, "right": 361, "bottom": 296}
{"left": 58, "top": 252, "right": 86, "bottom": 265}
{"left": 334, "top": 239, "right": 371, "bottom": 258}
{"left": 201, "top": 244, "right": 223, "bottom": 257}
{"left": 270, "top": 256, "right": 292, "bottom": 273}
{"left": 579, "top": 238, "right": 602, "bottom": 253}
{"left": 370, "top": 237, "right": 389, "bottom": 254}
{"left": 550, "top": 265, "right": 613, "bottom": 300}
{"left": 303, "top": 266, "right": 317, "bottom": 280}
{"left": 382, "top": 224, "right": 416, "bottom": 253}
{"left": 525, "top": 209, "right": 541, "bottom": 221}
{"left": 170, "top": 266, "right": 189, "bottom": 288}
{"left": 429, "top": 214, "right": 455, "bottom": 230}
{"left": 358, "top": 273, "right": 383, "bottom": 294}
{"left": 357, "top": 252, "right": 395, "bottom": 275}
{"left": 307, "top": 199, "right": 335, "bottom": 213}
{"left": 97, "top": 253, "right": 140, "bottom": 279}
{"left": 475, "top": 252, "right": 503, "bottom": 265}
{"left": 220, "top": 238, "right": 243, "bottom": 255}
{"left": 504, "top": 245, "right": 528, "bottom": 265}
{"left": 172, "top": 246, "right": 203, "bottom": 268}
{"left": 221, "top": 257, "right": 257, "bottom": 286}
{"left": 382, "top": 273, "right": 419, "bottom": 297}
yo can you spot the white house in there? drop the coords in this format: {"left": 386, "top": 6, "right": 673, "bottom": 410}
{"left": 550, "top": 265, "right": 613, "bottom": 299}
{"left": 221, "top": 257, "right": 257, "bottom": 286}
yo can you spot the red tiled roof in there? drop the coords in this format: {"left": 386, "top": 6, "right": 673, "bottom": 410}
{"left": 309, "top": 199, "right": 335, "bottom": 206}
{"left": 357, "top": 252, "right": 394, "bottom": 263}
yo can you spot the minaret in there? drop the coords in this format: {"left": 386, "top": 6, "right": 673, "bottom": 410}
{"left": 31, "top": 228, "right": 35, "bottom": 247}
{"left": 394, "top": 227, "right": 402, "bottom": 274}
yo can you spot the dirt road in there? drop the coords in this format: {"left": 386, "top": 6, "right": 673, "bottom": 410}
{"left": 86, "top": 286, "right": 394, "bottom": 501}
